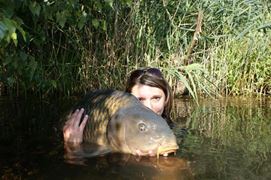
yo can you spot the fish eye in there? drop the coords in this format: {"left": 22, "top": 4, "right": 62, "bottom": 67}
{"left": 138, "top": 122, "right": 147, "bottom": 132}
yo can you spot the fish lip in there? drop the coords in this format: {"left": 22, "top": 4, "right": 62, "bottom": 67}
{"left": 132, "top": 145, "right": 179, "bottom": 157}
{"left": 158, "top": 145, "right": 179, "bottom": 156}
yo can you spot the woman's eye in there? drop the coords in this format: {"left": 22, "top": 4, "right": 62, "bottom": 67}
{"left": 153, "top": 97, "right": 161, "bottom": 101}
{"left": 138, "top": 98, "right": 144, "bottom": 102}
{"left": 138, "top": 122, "right": 147, "bottom": 132}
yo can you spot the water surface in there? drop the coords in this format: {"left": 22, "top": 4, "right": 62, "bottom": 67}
{"left": 0, "top": 96, "right": 270, "bottom": 179}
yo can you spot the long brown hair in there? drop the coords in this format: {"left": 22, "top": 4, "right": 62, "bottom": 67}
{"left": 125, "top": 68, "right": 173, "bottom": 122}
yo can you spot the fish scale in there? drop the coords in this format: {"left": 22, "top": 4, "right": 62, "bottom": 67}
{"left": 75, "top": 90, "right": 137, "bottom": 145}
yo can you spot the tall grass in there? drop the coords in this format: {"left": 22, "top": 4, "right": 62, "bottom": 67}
{"left": 126, "top": 0, "right": 271, "bottom": 97}
{"left": 1, "top": 0, "right": 270, "bottom": 97}
{"left": 200, "top": 0, "right": 271, "bottom": 96}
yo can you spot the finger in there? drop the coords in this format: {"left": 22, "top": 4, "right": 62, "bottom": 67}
{"left": 68, "top": 109, "right": 79, "bottom": 124}
{"left": 74, "top": 108, "right": 85, "bottom": 127}
{"left": 79, "top": 115, "right": 89, "bottom": 131}
{"left": 63, "top": 112, "right": 76, "bottom": 130}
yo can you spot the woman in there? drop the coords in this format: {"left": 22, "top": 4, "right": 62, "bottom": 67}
{"left": 63, "top": 67, "right": 174, "bottom": 145}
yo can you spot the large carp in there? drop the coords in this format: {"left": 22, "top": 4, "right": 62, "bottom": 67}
{"left": 67, "top": 89, "right": 178, "bottom": 157}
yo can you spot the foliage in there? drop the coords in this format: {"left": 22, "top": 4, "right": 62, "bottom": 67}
{"left": 0, "top": 0, "right": 270, "bottom": 97}
{"left": 0, "top": 0, "right": 132, "bottom": 96}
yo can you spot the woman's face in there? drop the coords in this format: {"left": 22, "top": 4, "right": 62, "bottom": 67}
{"left": 131, "top": 84, "right": 166, "bottom": 115}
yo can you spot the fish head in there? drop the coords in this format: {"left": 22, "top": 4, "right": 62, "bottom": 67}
{"left": 107, "top": 105, "right": 179, "bottom": 157}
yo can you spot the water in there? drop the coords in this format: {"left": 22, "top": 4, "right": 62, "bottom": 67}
{"left": 0, "top": 96, "right": 270, "bottom": 179}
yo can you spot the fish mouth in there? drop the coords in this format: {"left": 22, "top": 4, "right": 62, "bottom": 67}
{"left": 132, "top": 145, "right": 178, "bottom": 157}
{"left": 157, "top": 145, "right": 179, "bottom": 158}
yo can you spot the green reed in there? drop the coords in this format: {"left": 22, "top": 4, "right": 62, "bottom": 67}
{"left": 120, "top": 0, "right": 271, "bottom": 98}
{"left": 0, "top": 0, "right": 270, "bottom": 97}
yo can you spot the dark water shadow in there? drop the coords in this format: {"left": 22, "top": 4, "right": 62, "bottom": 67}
{"left": 1, "top": 96, "right": 271, "bottom": 179}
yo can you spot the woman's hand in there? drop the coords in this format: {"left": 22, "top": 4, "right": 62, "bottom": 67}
{"left": 63, "top": 108, "right": 89, "bottom": 145}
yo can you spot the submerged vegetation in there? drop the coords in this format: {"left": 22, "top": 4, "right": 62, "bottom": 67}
{"left": 0, "top": 0, "right": 270, "bottom": 97}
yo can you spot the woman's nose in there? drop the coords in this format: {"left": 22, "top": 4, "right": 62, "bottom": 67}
{"left": 142, "top": 100, "right": 152, "bottom": 111}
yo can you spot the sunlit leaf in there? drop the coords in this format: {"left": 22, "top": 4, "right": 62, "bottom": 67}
{"left": 125, "top": 0, "right": 133, "bottom": 6}
{"left": 92, "top": 19, "right": 99, "bottom": 29}
{"left": 106, "top": 0, "right": 114, "bottom": 9}
{"left": 11, "top": 32, "right": 17, "bottom": 46}
{"left": 101, "top": 20, "right": 107, "bottom": 31}
{"left": 11, "top": 32, "right": 17, "bottom": 40}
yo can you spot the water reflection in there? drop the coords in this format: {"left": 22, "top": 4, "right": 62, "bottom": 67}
{"left": 0, "top": 96, "right": 271, "bottom": 179}
{"left": 173, "top": 96, "right": 271, "bottom": 180}
{"left": 184, "top": 97, "right": 271, "bottom": 154}
{"left": 66, "top": 154, "right": 194, "bottom": 180}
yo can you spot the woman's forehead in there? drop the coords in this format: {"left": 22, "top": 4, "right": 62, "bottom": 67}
{"left": 131, "top": 84, "right": 165, "bottom": 97}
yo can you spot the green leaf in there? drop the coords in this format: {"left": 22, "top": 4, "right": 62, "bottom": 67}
{"left": 16, "top": 25, "right": 26, "bottom": 42}
{"left": 1, "top": 18, "right": 16, "bottom": 45}
{"left": 56, "top": 11, "right": 67, "bottom": 28}
{"left": 124, "top": 0, "right": 132, "bottom": 6}
{"left": 29, "top": 1, "right": 41, "bottom": 16}
{"left": 0, "top": 22, "right": 8, "bottom": 40}
{"left": 11, "top": 32, "right": 17, "bottom": 46}
{"left": 3, "top": 18, "right": 16, "bottom": 33}
{"left": 106, "top": 0, "right": 114, "bottom": 9}
{"left": 94, "top": 1, "right": 103, "bottom": 12}
{"left": 101, "top": 20, "right": 107, "bottom": 31}
{"left": 51, "top": 80, "right": 57, "bottom": 89}
{"left": 92, "top": 19, "right": 99, "bottom": 29}
{"left": 78, "top": 11, "right": 87, "bottom": 30}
